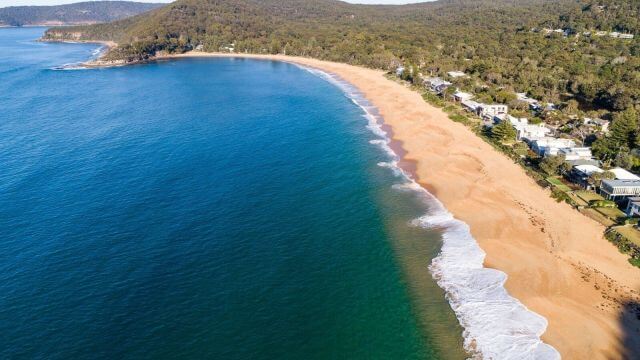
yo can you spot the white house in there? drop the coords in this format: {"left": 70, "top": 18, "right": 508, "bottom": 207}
{"left": 518, "top": 124, "right": 551, "bottom": 142}
{"left": 478, "top": 104, "right": 508, "bottom": 120}
{"left": 396, "top": 66, "right": 405, "bottom": 77}
{"left": 453, "top": 91, "right": 474, "bottom": 102}
{"left": 619, "top": 33, "right": 634, "bottom": 39}
{"left": 494, "top": 114, "right": 550, "bottom": 141}
{"left": 447, "top": 71, "right": 467, "bottom": 78}
{"left": 530, "top": 137, "right": 576, "bottom": 156}
{"left": 558, "top": 147, "right": 593, "bottom": 161}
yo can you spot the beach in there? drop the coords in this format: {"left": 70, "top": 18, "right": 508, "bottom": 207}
{"left": 160, "top": 52, "right": 640, "bottom": 358}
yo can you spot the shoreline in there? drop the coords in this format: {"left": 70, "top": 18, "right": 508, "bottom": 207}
{"left": 157, "top": 52, "right": 640, "bottom": 358}
{"left": 62, "top": 46, "right": 640, "bottom": 357}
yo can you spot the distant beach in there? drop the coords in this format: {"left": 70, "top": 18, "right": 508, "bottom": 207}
{"left": 161, "top": 52, "right": 640, "bottom": 358}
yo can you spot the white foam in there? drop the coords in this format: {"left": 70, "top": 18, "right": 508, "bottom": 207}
{"left": 302, "top": 64, "right": 560, "bottom": 359}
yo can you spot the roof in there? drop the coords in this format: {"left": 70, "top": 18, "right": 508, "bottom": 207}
{"left": 462, "top": 100, "right": 482, "bottom": 110}
{"left": 447, "top": 71, "right": 467, "bottom": 78}
{"left": 609, "top": 167, "right": 640, "bottom": 180}
{"left": 453, "top": 91, "right": 473, "bottom": 100}
{"left": 602, "top": 179, "right": 640, "bottom": 187}
{"left": 574, "top": 164, "right": 603, "bottom": 176}
{"left": 567, "top": 159, "right": 601, "bottom": 167}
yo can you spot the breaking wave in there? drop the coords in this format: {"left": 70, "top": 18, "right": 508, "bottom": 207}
{"left": 299, "top": 64, "right": 561, "bottom": 359}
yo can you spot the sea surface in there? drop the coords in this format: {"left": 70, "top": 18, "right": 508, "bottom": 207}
{"left": 0, "top": 27, "right": 469, "bottom": 359}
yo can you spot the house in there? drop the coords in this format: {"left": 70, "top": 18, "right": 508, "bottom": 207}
{"left": 619, "top": 33, "right": 634, "bottom": 39}
{"left": 452, "top": 91, "right": 474, "bottom": 102}
{"left": 518, "top": 124, "right": 551, "bottom": 142}
{"left": 447, "top": 71, "right": 467, "bottom": 78}
{"left": 594, "top": 31, "right": 608, "bottom": 36}
{"left": 423, "top": 77, "right": 452, "bottom": 94}
{"left": 557, "top": 147, "right": 593, "bottom": 162}
{"left": 625, "top": 197, "right": 640, "bottom": 217}
{"left": 600, "top": 179, "right": 640, "bottom": 201}
{"left": 462, "top": 100, "right": 483, "bottom": 113}
{"left": 194, "top": 44, "right": 204, "bottom": 51}
{"left": 478, "top": 104, "right": 508, "bottom": 120}
{"left": 609, "top": 167, "right": 640, "bottom": 180}
{"left": 530, "top": 137, "right": 576, "bottom": 156}
{"left": 396, "top": 66, "right": 405, "bottom": 77}
{"left": 493, "top": 114, "right": 550, "bottom": 141}
{"left": 583, "top": 118, "right": 610, "bottom": 133}
{"left": 569, "top": 164, "right": 603, "bottom": 189}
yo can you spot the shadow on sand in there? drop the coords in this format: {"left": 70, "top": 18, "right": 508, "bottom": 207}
{"left": 619, "top": 299, "right": 640, "bottom": 359}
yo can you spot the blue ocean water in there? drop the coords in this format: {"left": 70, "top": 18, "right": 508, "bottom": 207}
{"left": 0, "top": 28, "right": 466, "bottom": 359}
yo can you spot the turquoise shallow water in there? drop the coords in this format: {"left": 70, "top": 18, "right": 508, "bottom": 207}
{"left": 0, "top": 27, "right": 465, "bottom": 359}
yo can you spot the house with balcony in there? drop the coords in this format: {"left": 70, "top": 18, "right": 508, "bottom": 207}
{"left": 600, "top": 179, "right": 640, "bottom": 201}
{"left": 478, "top": 104, "right": 508, "bottom": 121}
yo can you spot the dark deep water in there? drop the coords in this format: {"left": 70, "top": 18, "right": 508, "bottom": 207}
{"left": 0, "top": 27, "right": 465, "bottom": 359}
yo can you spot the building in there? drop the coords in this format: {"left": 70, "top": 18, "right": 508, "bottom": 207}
{"left": 530, "top": 137, "right": 576, "bottom": 156}
{"left": 600, "top": 179, "right": 640, "bottom": 201}
{"left": 517, "top": 124, "right": 551, "bottom": 142}
{"left": 558, "top": 147, "right": 593, "bottom": 162}
{"left": 396, "top": 66, "right": 405, "bottom": 77}
{"left": 478, "top": 104, "right": 508, "bottom": 120}
{"left": 569, "top": 164, "right": 603, "bottom": 189}
{"left": 423, "top": 77, "right": 452, "bottom": 94}
{"left": 583, "top": 117, "right": 610, "bottom": 133}
{"left": 609, "top": 167, "right": 640, "bottom": 180}
{"left": 516, "top": 93, "right": 540, "bottom": 110}
{"left": 492, "top": 114, "right": 549, "bottom": 141}
{"left": 625, "top": 197, "right": 640, "bottom": 217}
{"left": 461, "top": 100, "right": 482, "bottom": 113}
{"left": 619, "top": 33, "right": 634, "bottom": 39}
{"left": 447, "top": 71, "right": 467, "bottom": 78}
{"left": 452, "top": 91, "right": 474, "bottom": 102}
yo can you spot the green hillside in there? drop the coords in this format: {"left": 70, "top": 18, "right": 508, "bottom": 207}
{"left": 43, "top": 0, "right": 640, "bottom": 115}
{"left": 0, "top": 1, "right": 164, "bottom": 26}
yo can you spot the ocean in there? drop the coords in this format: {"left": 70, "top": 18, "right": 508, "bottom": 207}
{"left": 0, "top": 27, "right": 468, "bottom": 359}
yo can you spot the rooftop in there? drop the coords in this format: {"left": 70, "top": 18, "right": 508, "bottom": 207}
{"left": 602, "top": 179, "right": 640, "bottom": 187}
{"left": 609, "top": 167, "right": 640, "bottom": 180}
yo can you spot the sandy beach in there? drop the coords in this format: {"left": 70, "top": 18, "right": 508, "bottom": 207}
{"left": 159, "top": 52, "right": 640, "bottom": 358}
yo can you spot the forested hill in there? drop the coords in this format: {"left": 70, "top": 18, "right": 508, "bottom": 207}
{"left": 43, "top": 0, "right": 640, "bottom": 114}
{"left": 0, "top": 1, "right": 164, "bottom": 27}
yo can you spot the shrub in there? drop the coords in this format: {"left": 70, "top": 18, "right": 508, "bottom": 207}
{"left": 589, "top": 200, "right": 617, "bottom": 208}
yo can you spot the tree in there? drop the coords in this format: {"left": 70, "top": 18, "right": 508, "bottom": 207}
{"left": 491, "top": 121, "right": 516, "bottom": 142}
{"left": 609, "top": 108, "right": 638, "bottom": 149}
{"left": 588, "top": 170, "right": 615, "bottom": 187}
{"left": 614, "top": 148, "right": 633, "bottom": 169}
{"left": 539, "top": 155, "right": 566, "bottom": 176}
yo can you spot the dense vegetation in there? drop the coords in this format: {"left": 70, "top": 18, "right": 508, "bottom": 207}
{"left": 43, "top": 0, "right": 640, "bottom": 161}
{"left": 0, "top": 1, "right": 163, "bottom": 26}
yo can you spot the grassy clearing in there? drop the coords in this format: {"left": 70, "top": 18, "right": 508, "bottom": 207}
{"left": 575, "top": 190, "right": 605, "bottom": 203}
{"left": 567, "top": 191, "right": 588, "bottom": 206}
{"left": 581, "top": 208, "right": 616, "bottom": 227}
{"left": 595, "top": 206, "right": 626, "bottom": 222}
{"left": 546, "top": 177, "right": 571, "bottom": 192}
